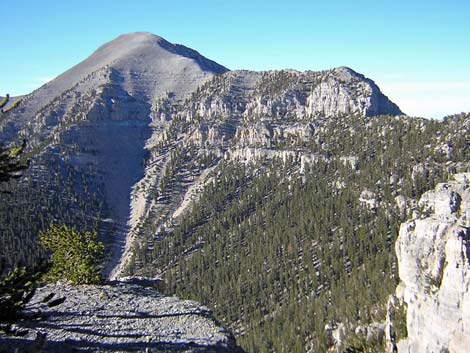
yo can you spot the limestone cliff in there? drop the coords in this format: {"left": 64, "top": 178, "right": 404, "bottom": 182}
{"left": 395, "top": 173, "right": 470, "bottom": 353}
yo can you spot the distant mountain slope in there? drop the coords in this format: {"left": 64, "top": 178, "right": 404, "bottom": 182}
{"left": 4, "top": 32, "right": 458, "bottom": 353}
{"left": 0, "top": 33, "right": 403, "bottom": 279}
{"left": 109, "top": 67, "right": 402, "bottom": 278}
{"left": 0, "top": 32, "right": 229, "bottom": 277}
{"left": 0, "top": 32, "right": 228, "bottom": 142}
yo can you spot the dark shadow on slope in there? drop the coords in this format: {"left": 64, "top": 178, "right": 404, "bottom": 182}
{"left": 157, "top": 38, "right": 229, "bottom": 75}
{"left": 0, "top": 336, "right": 245, "bottom": 353}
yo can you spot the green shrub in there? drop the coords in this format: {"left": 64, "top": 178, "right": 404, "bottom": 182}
{"left": 39, "top": 224, "right": 104, "bottom": 285}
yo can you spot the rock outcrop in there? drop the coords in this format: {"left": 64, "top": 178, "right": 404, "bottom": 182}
{"left": 395, "top": 173, "right": 470, "bottom": 353}
{"left": 305, "top": 67, "right": 402, "bottom": 117}
{"left": 0, "top": 282, "right": 242, "bottom": 353}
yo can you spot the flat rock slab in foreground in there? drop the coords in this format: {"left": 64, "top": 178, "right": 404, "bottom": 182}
{"left": 0, "top": 283, "right": 242, "bottom": 353}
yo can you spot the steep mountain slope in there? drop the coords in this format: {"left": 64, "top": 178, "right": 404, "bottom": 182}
{"left": 131, "top": 111, "right": 469, "bottom": 352}
{"left": 2, "top": 32, "right": 469, "bottom": 353}
{"left": 0, "top": 32, "right": 228, "bottom": 275}
{"left": 110, "top": 68, "right": 402, "bottom": 278}
{"left": 0, "top": 34, "right": 401, "bottom": 279}
{"left": 0, "top": 32, "right": 228, "bottom": 142}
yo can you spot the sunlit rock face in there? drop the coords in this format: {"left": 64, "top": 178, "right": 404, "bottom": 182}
{"left": 395, "top": 173, "right": 470, "bottom": 353}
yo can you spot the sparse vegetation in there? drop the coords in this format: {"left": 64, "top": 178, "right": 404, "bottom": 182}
{"left": 2, "top": 98, "right": 21, "bottom": 113}
{"left": 392, "top": 301, "right": 408, "bottom": 342}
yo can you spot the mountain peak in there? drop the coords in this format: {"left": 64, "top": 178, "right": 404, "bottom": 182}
{"left": 334, "top": 66, "right": 356, "bottom": 73}
{"left": 0, "top": 32, "right": 228, "bottom": 139}
{"left": 329, "top": 66, "right": 364, "bottom": 80}
{"left": 96, "top": 31, "right": 167, "bottom": 52}
{"left": 91, "top": 32, "right": 228, "bottom": 74}
{"left": 119, "top": 31, "right": 164, "bottom": 40}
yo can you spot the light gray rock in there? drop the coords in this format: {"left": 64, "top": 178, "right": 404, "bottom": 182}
{"left": 395, "top": 172, "right": 470, "bottom": 353}
{"left": 1, "top": 32, "right": 227, "bottom": 140}
{"left": 0, "top": 282, "right": 242, "bottom": 353}
{"left": 359, "top": 189, "right": 378, "bottom": 209}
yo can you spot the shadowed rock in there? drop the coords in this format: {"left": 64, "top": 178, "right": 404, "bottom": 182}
{"left": 0, "top": 282, "right": 243, "bottom": 353}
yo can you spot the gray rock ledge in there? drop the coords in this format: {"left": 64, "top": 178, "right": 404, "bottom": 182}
{"left": 0, "top": 282, "right": 243, "bottom": 353}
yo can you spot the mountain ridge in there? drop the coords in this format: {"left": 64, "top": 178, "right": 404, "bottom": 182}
{"left": 0, "top": 32, "right": 229, "bottom": 142}
{"left": 4, "top": 32, "right": 468, "bottom": 353}
{"left": 0, "top": 32, "right": 404, "bottom": 280}
{"left": 0, "top": 32, "right": 401, "bottom": 144}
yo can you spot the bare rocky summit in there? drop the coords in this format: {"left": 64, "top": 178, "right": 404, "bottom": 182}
{"left": 1, "top": 32, "right": 228, "bottom": 140}
{"left": 0, "top": 282, "right": 242, "bottom": 353}
{"left": 395, "top": 173, "right": 470, "bottom": 353}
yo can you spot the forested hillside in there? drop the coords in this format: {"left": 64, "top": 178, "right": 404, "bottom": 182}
{"left": 0, "top": 153, "right": 104, "bottom": 274}
{"left": 1, "top": 32, "right": 469, "bottom": 353}
{"left": 132, "top": 113, "right": 469, "bottom": 352}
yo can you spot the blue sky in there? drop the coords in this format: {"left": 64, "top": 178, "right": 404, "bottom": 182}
{"left": 1, "top": 0, "right": 469, "bottom": 118}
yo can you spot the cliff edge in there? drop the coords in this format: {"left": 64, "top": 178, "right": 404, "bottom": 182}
{"left": 0, "top": 282, "right": 243, "bottom": 353}
{"left": 395, "top": 173, "right": 470, "bottom": 353}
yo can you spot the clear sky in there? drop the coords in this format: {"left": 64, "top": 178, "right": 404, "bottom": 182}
{"left": 1, "top": 0, "right": 469, "bottom": 118}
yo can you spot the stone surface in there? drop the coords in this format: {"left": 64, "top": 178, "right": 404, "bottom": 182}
{"left": 0, "top": 282, "right": 242, "bottom": 353}
{"left": 395, "top": 173, "right": 470, "bottom": 353}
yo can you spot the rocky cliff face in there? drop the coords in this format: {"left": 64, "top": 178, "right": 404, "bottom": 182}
{"left": 0, "top": 281, "right": 242, "bottom": 353}
{"left": 395, "top": 173, "right": 470, "bottom": 353}
{"left": 0, "top": 33, "right": 403, "bottom": 280}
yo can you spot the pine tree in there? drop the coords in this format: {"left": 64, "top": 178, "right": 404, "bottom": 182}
{"left": 39, "top": 224, "right": 105, "bottom": 285}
